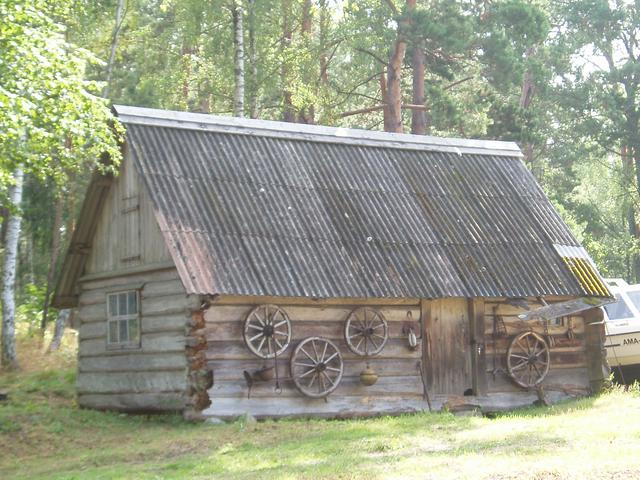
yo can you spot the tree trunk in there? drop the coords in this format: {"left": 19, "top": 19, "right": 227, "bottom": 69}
{"left": 281, "top": 0, "right": 295, "bottom": 122}
{"left": 384, "top": 40, "right": 407, "bottom": 133}
{"left": 247, "top": 0, "right": 259, "bottom": 118}
{"left": 411, "top": 43, "right": 427, "bottom": 134}
{"left": 319, "top": 0, "right": 330, "bottom": 86}
{"left": 384, "top": 0, "right": 414, "bottom": 133}
{"left": 104, "top": 0, "right": 126, "bottom": 98}
{"left": 297, "top": 0, "right": 315, "bottom": 124}
{"left": 47, "top": 309, "right": 70, "bottom": 353}
{"left": 40, "top": 192, "right": 64, "bottom": 333}
{"left": 1, "top": 168, "right": 24, "bottom": 369}
{"left": 519, "top": 47, "right": 536, "bottom": 173}
{"left": 232, "top": 0, "right": 245, "bottom": 117}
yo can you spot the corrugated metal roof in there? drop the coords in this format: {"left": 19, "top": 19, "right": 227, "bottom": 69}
{"left": 110, "top": 106, "right": 609, "bottom": 299}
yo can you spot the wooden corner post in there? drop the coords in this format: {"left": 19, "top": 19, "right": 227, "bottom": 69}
{"left": 583, "top": 307, "right": 608, "bottom": 393}
{"left": 468, "top": 298, "right": 487, "bottom": 396}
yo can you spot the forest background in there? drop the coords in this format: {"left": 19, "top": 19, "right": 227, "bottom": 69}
{"left": 2, "top": 0, "right": 640, "bottom": 364}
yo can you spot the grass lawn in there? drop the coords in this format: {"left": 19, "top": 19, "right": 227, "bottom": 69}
{"left": 2, "top": 336, "right": 640, "bottom": 479}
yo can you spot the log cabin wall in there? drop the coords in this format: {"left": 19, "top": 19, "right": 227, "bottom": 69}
{"left": 75, "top": 152, "right": 196, "bottom": 412}
{"left": 483, "top": 298, "right": 592, "bottom": 397}
{"left": 202, "top": 299, "right": 426, "bottom": 419}
{"left": 76, "top": 268, "right": 196, "bottom": 411}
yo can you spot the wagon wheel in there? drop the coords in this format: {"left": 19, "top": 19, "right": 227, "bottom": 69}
{"left": 243, "top": 304, "right": 292, "bottom": 359}
{"left": 344, "top": 307, "right": 388, "bottom": 356}
{"left": 290, "top": 337, "right": 343, "bottom": 398}
{"left": 506, "top": 331, "right": 551, "bottom": 389}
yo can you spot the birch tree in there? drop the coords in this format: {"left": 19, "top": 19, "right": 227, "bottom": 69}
{"left": 0, "top": 0, "right": 121, "bottom": 368}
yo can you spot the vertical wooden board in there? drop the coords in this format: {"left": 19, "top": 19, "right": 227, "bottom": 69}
{"left": 83, "top": 153, "right": 172, "bottom": 275}
{"left": 469, "top": 298, "right": 487, "bottom": 395}
{"left": 424, "top": 298, "right": 472, "bottom": 395}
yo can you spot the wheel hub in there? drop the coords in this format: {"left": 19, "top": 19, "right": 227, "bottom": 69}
{"left": 316, "top": 363, "right": 326, "bottom": 372}
{"left": 262, "top": 324, "right": 274, "bottom": 337}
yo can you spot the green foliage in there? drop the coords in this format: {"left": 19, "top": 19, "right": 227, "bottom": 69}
{"left": 0, "top": 0, "right": 122, "bottom": 204}
{"left": 15, "top": 283, "right": 48, "bottom": 336}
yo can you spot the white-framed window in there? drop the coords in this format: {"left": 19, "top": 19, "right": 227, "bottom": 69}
{"left": 107, "top": 290, "right": 140, "bottom": 348}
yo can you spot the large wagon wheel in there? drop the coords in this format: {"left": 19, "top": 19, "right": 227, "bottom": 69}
{"left": 243, "top": 304, "right": 292, "bottom": 359}
{"left": 290, "top": 337, "right": 344, "bottom": 398}
{"left": 507, "top": 331, "right": 551, "bottom": 389}
{"left": 344, "top": 307, "right": 388, "bottom": 356}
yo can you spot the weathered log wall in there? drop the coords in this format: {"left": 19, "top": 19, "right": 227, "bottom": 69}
{"left": 76, "top": 268, "right": 195, "bottom": 412}
{"left": 202, "top": 301, "right": 426, "bottom": 419}
{"left": 483, "top": 299, "right": 592, "bottom": 397}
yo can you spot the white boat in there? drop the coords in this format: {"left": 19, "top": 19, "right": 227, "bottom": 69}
{"left": 603, "top": 279, "right": 640, "bottom": 369}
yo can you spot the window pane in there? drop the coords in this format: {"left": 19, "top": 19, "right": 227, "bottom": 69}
{"left": 118, "top": 293, "right": 127, "bottom": 316}
{"left": 604, "top": 294, "right": 634, "bottom": 320}
{"left": 128, "top": 291, "right": 138, "bottom": 315}
{"left": 108, "top": 294, "right": 118, "bottom": 317}
{"left": 119, "top": 319, "right": 129, "bottom": 342}
{"left": 128, "top": 319, "right": 139, "bottom": 343}
{"left": 626, "top": 291, "right": 640, "bottom": 313}
{"left": 108, "top": 321, "right": 118, "bottom": 344}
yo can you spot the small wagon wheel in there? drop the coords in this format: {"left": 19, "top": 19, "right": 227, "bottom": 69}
{"left": 290, "top": 337, "right": 343, "bottom": 398}
{"left": 344, "top": 307, "right": 388, "bottom": 356}
{"left": 243, "top": 304, "right": 292, "bottom": 359}
{"left": 507, "top": 331, "right": 551, "bottom": 389}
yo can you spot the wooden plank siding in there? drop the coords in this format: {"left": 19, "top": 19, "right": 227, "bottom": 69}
{"left": 75, "top": 267, "right": 194, "bottom": 412}
{"left": 202, "top": 302, "right": 426, "bottom": 419}
{"left": 84, "top": 154, "right": 171, "bottom": 276}
{"left": 201, "top": 296, "right": 599, "bottom": 419}
{"left": 482, "top": 299, "right": 592, "bottom": 396}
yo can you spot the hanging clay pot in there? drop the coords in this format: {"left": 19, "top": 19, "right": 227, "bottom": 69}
{"left": 360, "top": 366, "right": 378, "bottom": 386}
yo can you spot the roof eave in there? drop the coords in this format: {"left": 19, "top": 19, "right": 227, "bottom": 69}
{"left": 113, "top": 104, "right": 523, "bottom": 158}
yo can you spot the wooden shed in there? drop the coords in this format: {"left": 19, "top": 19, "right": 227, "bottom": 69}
{"left": 54, "top": 105, "right": 611, "bottom": 419}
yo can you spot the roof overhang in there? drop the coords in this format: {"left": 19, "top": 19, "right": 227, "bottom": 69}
{"left": 113, "top": 105, "right": 523, "bottom": 158}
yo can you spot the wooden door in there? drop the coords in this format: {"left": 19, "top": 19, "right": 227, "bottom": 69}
{"left": 422, "top": 299, "right": 472, "bottom": 395}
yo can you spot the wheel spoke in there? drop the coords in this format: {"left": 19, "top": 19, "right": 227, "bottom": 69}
{"left": 324, "top": 351, "right": 339, "bottom": 364}
{"left": 320, "top": 342, "right": 328, "bottom": 362}
{"left": 248, "top": 332, "right": 263, "bottom": 342}
{"left": 274, "top": 330, "right": 288, "bottom": 337}
{"left": 369, "top": 336, "right": 380, "bottom": 351}
{"left": 273, "top": 319, "right": 288, "bottom": 328}
{"left": 254, "top": 313, "right": 265, "bottom": 326}
{"left": 247, "top": 324, "right": 263, "bottom": 331}
{"left": 532, "top": 363, "right": 543, "bottom": 380}
{"left": 319, "top": 372, "right": 327, "bottom": 392}
{"left": 535, "top": 348, "right": 547, "bottom": 358}
{"left": 321, "top": 371, "right": 335, "bottom": 387}
{"left": 326, "top": 366, "right": 341, "bottom": 373}
{"left": 257, "top": 337, "right": 266, "bottom": 353}
{"left": 511, "top": 360, "right": 528, "bottom": 371}
{"left": 300, "top": 347, "right": 316, "bottom": 363}
{"left": 295, "top": 362, "right": 316, "bottom": 368}
{"left": 355, "top": 336, "right": 364, "bottom": 352}
{"left": 308, "top": 372, "right": 317, "bottom": 388}
{"left": 511, "top": 353, "right": 528, "bottom": 360}
{"left": 274, "top": 338, "right": 283, "bottom": 350}
{"left": 311, "top": 340, "right": 319, "bottom": 361}
{"left": 298, "top": 368, "right": 316, "bottom": 379}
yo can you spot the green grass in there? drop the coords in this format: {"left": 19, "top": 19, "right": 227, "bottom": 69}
{"left": 2, "top": 339, "right": 640, "bottom": 479}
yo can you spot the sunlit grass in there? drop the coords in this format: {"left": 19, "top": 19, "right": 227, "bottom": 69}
{"left": 2, "top": 336, "right": 640, "bottom": 479}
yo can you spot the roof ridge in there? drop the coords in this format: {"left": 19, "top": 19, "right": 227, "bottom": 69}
{"left": 113, "top": 104, "right": 523, "bottom": 158}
